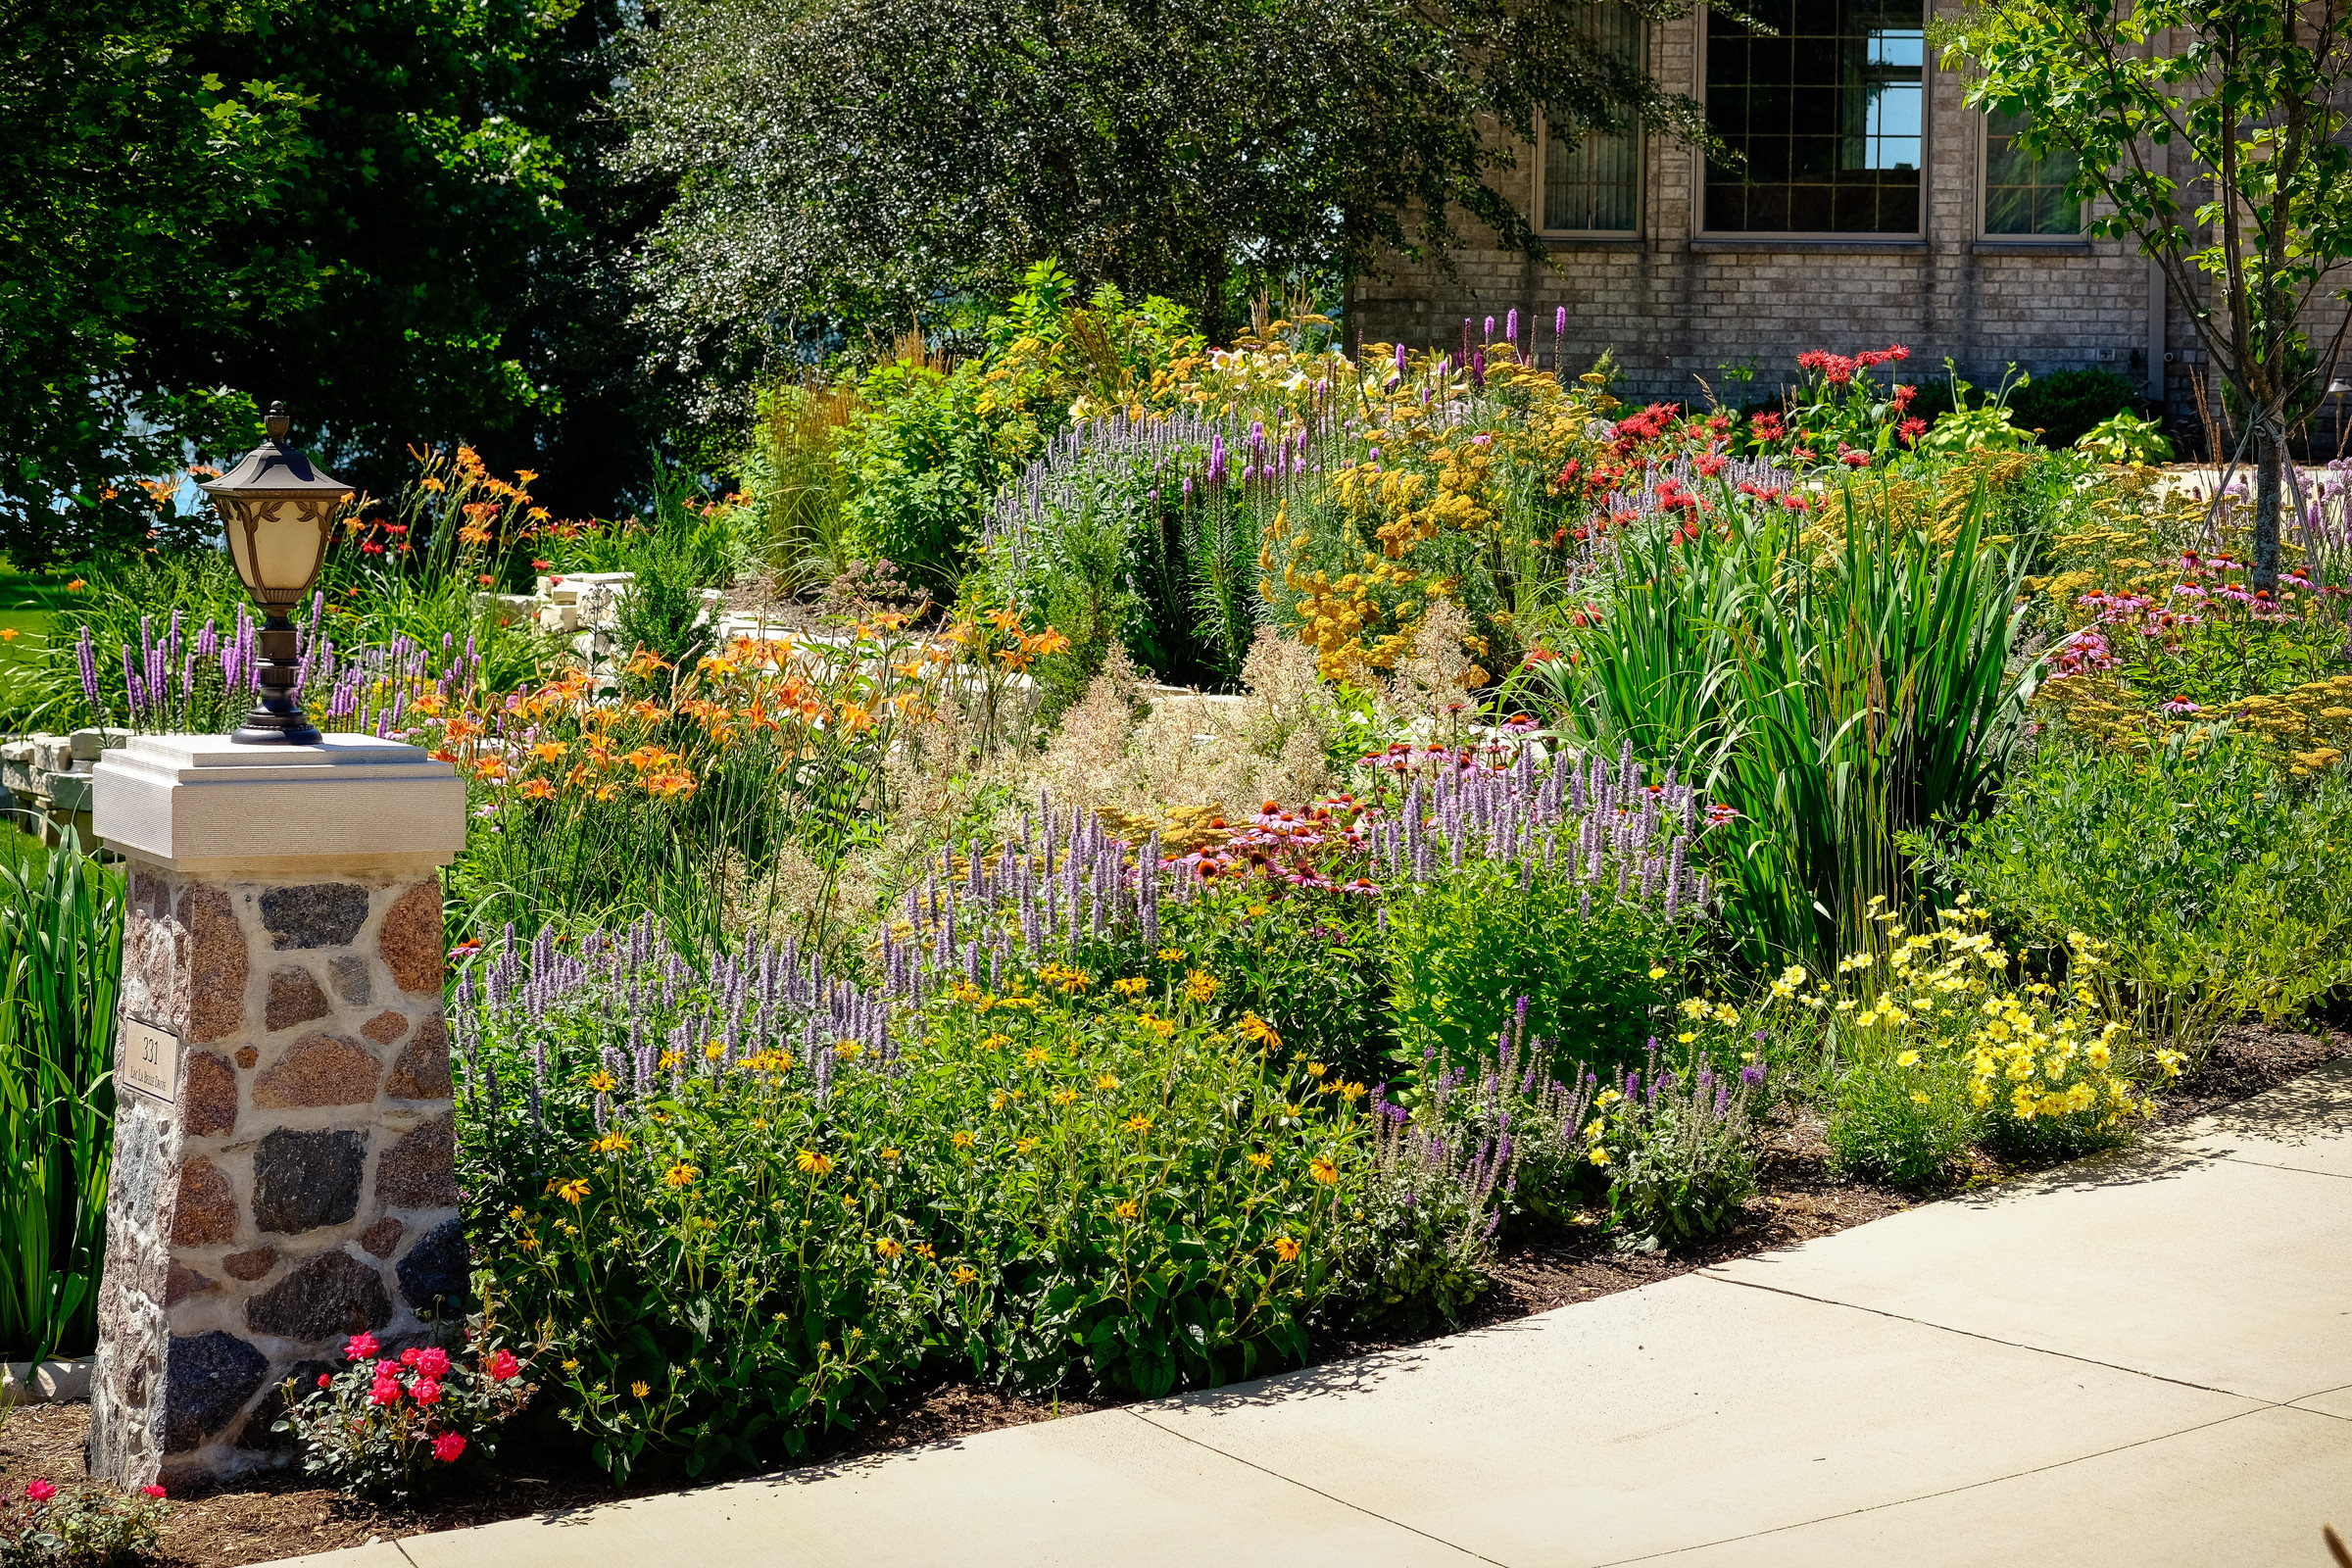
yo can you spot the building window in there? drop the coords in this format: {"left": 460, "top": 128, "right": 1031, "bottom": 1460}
{"left": 1984, "top": 110, "right": 2081, "bottom": 235}
{"left": 1542, "top": 5, "right": 1642, "bottom": 232}
{"left": 1704, "top": 0, "right": 1926, "bottom": 234}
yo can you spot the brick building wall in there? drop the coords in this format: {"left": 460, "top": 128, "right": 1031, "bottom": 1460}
{"left": 1348, "top": 0, "right": 2219, "bottom": 444}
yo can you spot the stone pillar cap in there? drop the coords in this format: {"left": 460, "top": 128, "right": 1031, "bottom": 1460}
{"left": 94, "top": 734, "right": 466, "bottom": 877}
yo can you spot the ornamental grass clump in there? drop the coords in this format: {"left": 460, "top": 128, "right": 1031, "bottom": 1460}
{"left": 276, "top": 1322, "right": 539, "bottom": 1503}
{"left": 0, "top": 833, "right": 122, "bottom": 1365}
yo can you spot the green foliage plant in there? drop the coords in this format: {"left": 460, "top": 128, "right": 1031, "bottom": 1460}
{"left": 1540, "top": 482, "right": 2033, "bottom": 969}
{"left": 1824, "top": 1047, "right": 1978, "bottom": 1189}
{"left": 1936, "top": 0, "right": 2352, "bottom": 593}
{"left": 2076, "top": 411, "right": 2176, "bottom": 466}
{"left": 1909, "top": 735, "right": 2352, "bottom": 1062}
{"left": 1586, "top": 1038, "right": 1759, "bottom": 1250}
{"left": 1382, "top": 856, "right": 1689, "bottom": 1078}
{"left": 0, "top": 830, "right": 122, "bottom": 1363}
{"left": 275, "top": 1308, "right": 541, "bottom": 1503}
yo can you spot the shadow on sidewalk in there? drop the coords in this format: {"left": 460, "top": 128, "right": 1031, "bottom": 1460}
{"left": 1953, "top": 1054, "right": 2352, "bottom": 1205}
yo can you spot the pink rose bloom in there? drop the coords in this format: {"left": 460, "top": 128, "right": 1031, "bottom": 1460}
{"left": 25, "top": 1480, "right": 57, "bottom": 1503}
{"left": 416, "top": 1348, "right": 451, "bottom": 1380}
{"left": 485, "top": 1349, "right": 520, "bottom": 1383}
{"left": 432, "top": 1432, "right": 467, "bottom": 1463}
{"left": 346, "top": 1333, "right": 381, "bottom": 1361}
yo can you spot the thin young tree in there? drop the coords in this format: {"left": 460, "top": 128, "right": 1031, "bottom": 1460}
{"left": 1937, "top": 0, "right": 2352, "bottom": 591}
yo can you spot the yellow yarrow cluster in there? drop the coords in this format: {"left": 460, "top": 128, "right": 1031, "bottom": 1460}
{"left": 2232, "top": 673, "right": 2352, "bottom": 775}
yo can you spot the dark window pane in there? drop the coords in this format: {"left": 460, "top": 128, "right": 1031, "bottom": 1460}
{"left": 1544, "top": 2, "right": 1643, "bottom": 231}
{"left": 1705, "top": 0, "right": 1925, "bottom": 231}
{"left": 1983, "top": 109, "right": 2080, "bottom": 235}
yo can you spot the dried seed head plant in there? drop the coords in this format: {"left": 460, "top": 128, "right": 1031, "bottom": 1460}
{"left": 1384, "top": 594, "right": 1484, "bottom": 737}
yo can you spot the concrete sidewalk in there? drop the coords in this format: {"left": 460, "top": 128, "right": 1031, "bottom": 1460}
{"left": 274, "top": 1059, "right": 2352, "bottom": 1568}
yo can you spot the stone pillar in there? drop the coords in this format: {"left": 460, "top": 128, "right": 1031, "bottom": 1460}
{"left": 87, "top": 735, "right": 465, "bottom": 1491}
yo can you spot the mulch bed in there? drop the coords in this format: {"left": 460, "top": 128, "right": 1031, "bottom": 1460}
{"left": 6, "top": 1020, "right": 2339, "bottom": 1567}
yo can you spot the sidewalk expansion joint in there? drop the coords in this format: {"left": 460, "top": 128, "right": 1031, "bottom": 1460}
{"left": 1693, "top": 1271, "right": 2278, "bottom": 1404}
{"left": 1584, "top": 1405, "right": 2274, "bottom": 1566}
{"left": 1124, "top": 1408, "right": 1511, "bottom": 1566}
{"left": 2218, "top": 1152, "right": 2352, "bottom": 1182}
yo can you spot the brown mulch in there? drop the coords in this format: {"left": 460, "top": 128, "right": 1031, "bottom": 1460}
{"left": 6, "top": 1018, "right": 2339, "bottom": 1568}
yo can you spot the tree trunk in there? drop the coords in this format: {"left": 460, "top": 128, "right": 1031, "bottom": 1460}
{"left": 2252, "top": 419, "right": 2284, "bottom": 595}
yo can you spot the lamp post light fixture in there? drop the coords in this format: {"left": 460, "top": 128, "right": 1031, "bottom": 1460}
{"left": 2330, "top": 377, "right": 2352, "bottom": 461}
{"left": 201, "top": 402, "right": 353, "bottom": 745}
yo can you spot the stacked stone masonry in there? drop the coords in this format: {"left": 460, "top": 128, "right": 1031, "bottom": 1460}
{"left": 90, "top": 871, "right": 461, "bottom": 1490}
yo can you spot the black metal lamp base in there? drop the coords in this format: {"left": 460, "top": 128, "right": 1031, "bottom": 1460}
{"left": 231, "top": 715, "right": 322, "bottom": 746}
{"left": 231, "top": 609, "right": 321, "bottom": 745}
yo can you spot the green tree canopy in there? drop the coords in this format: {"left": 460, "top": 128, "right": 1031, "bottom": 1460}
{"left": 1937, "top": 0, "right": 2352, "bottom": 591}
{"left": 618, "top": 0, "right": 1707, "bottom": 391}
{"left": 1, "top": 0, "right": 662, "bottom": 564}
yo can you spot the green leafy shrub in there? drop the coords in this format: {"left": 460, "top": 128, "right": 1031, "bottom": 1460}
{"left": 2008, "top": 368, "right": 2150, "bottom": 449}
{"left": 1824, "top": 1049, "right": 1976, "bottom": 1189}
{"left": 275, "top": 1314, "right": 541, "bottom": 1502}
{"left": 0, "top": 1479, "right": 170, "bottom": 1565}
{"left": 1383, "top": 857, "right": 1690, "bottom": 1078}
{"left": 837, "top": 265, "right": 1204, "bottom": 595}
{"left": 839, "top": 361, "right": 1003, "bottom": 591}
{"left": 1909, "top": 737, "right": 2352, "bottom": 1060}
{"left": 1588, "top": 1039, "right": 1761, "bottom": 1250}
